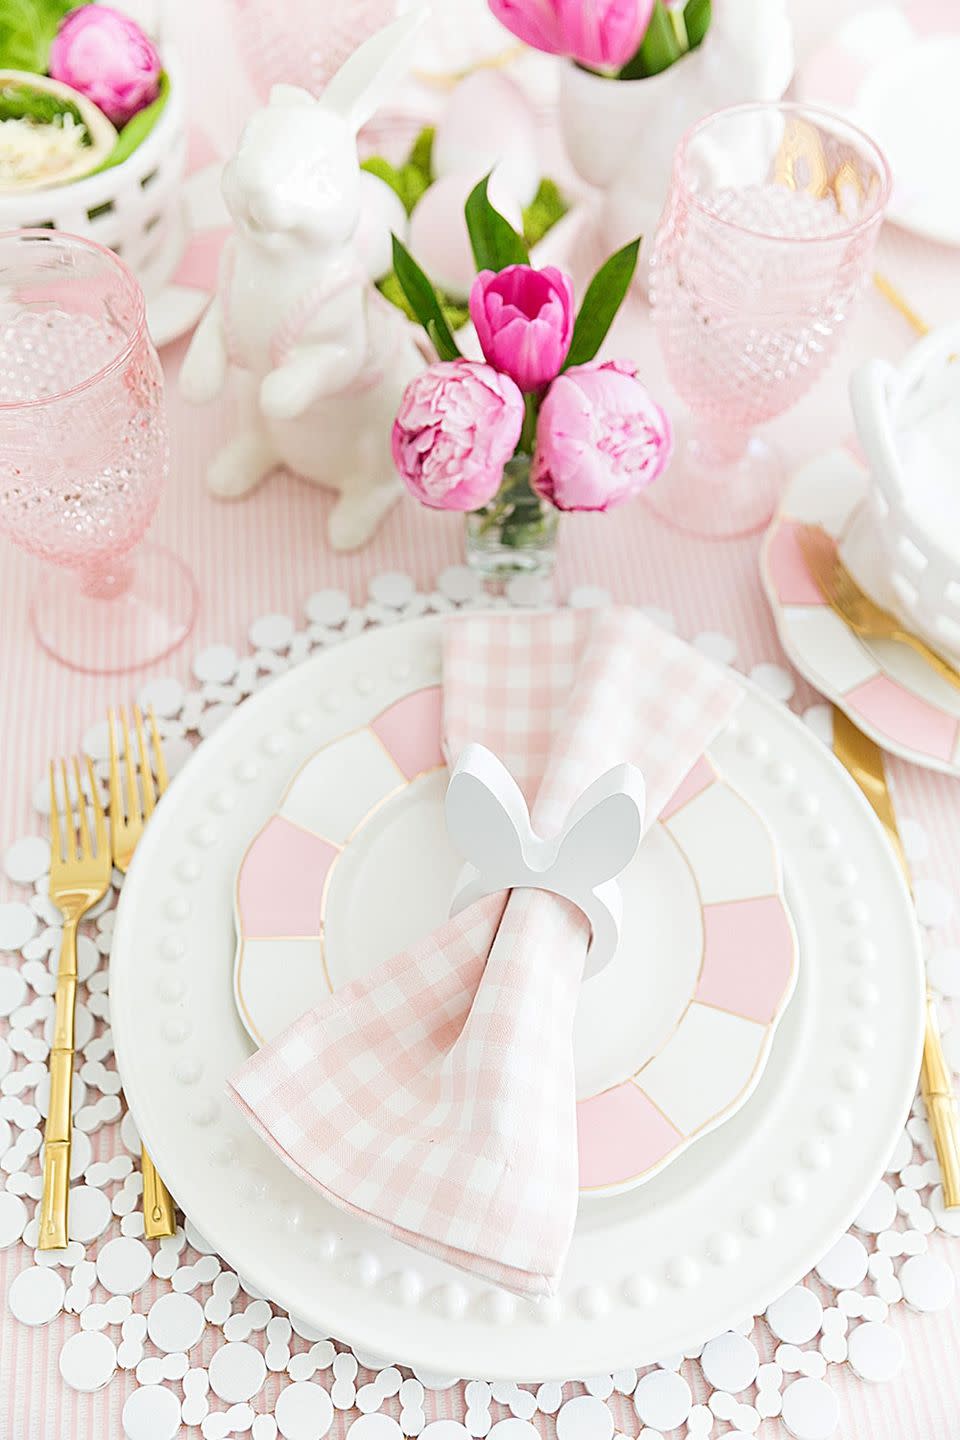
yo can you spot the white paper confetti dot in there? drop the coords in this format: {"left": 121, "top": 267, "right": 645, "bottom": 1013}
{"left": 209, "top": 1341, "right": 268, "bottom": 1403}
{"left": 249, "top": 614, "right": 295, "bottom": 651}
{"left": 148, "top": 1291, "right": 206, "bottom": 1353}
{"left": 8, "top": 1264, "right": 65, "bottom": 1325}
{"left": 633, "top": 1371, "right": 692, "bottom": 1432}
{"left": 780, "top": 1378, "right": 839, "bottom": 1440}
{"left": 749, "top": 662, "right": 795, "bottom": 701}
{"left": 0, "top": 965, "right": 27, "bottom": 1019}
{"left": 0, "top": 902, "right": 37, "bottom": 951}
{"left": 913, "top": 878, "right": 955, "bottom": 930}
{"left": 346, "top": 1419, "right": 405, "bottom": 1440}
{"left": 306, "top": 591, "right": 350, "bottom": 627}
{"left": 421, "top": 1427, "right": 471, "bottom": 1440}
{"left": 0, "top": 1192, "right": 27, "bottom": 1249}
{"left": 766, "top": 1287, "right": 824, "bottom": 1345}
{"left": 68, "top": 1185, "right": 112, "bottom": 1244}
{"left": 59, "top": 1328, "right": 117, "bottom": 1391}
{"left": 4, "top": 837, "right": 50, "bottom": 884}
{"left": 815, "top": 1234, "right": 869, "bottom": 1290}
{"left": 899, "top": 1252, "right": 956, "bottom": 1312}
{"left": 275, "top": 1380, "right": 335, "bottom": 1439}
{"left": 556, "top": 1396, "right": 614, "bottom": 1440}
{"left": 122, "top": 1383, "right": 183, "bottom": 1440}
{"left": 369, "top": 573, "right": 415, "bottom": 609}
{"left": 96, "top": 1237, "right": 152, "bottom": 1296}
{"left": 854, "top": 1180, "right": 898, "bottom": 1235}
{"left": 192, "top": 645, "right": 239, "bottom": 685}
{"left": 699, "top": 1332, "right": 760, "bottom": 1393}
{"left": 927, "top": 948, "right": 960, "bottom": 999}
{"left": 846, "top": 1321, "right": 904, "bottom": 1383}
{"left": 693, "top": 631, "right": 737, "bottom": 665}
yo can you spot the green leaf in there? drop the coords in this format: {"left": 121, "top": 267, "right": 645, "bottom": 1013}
{"left": 619, "top": 1, "right": 682, "bottom": 79}
{"left": 377, "top": 270, "right": 469, "bottom": 332}
{"left": 0, "top": 77, "right": 88, "bottom": 139}
{"left": 407, "top": 124, "right": 434, "bottom": 182}
{"left": 465, "top": 173, "right": 529, "bottom": 272}
{"left": 522, "top": 177, "right": 569, "bottom": 248}
{"left": 390, "top": 234, "right": 462, "bottom": 361}
{"left": 564, "top": 237, "right": 641, "bottom": 370}
{"left": 684, "top": 0, "right": 711, "bottom": 49}
{"left": 0, "top": 0, "right": 90, "bottom": 74}
{"left": 91, "top": 71, "right": 170, "bottom": 174}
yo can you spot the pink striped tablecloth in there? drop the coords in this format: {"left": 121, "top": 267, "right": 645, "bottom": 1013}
{"left": 1, "top": 1, "right": 960, "bottom": 1436}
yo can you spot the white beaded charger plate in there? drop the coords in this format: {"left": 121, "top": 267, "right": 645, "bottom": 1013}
{"left": 231, "top": 684, "right": 799, "bottom": 1199}
{"left": 110, "top": 617, "right": 924, "bottom": 1379}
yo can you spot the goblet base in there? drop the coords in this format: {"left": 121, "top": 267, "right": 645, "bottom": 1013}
{"left": 30, "top": 544, "right": 199, "bottom": 674}
{"left": 643, "top": 423, "right": 785, "bottom": 541}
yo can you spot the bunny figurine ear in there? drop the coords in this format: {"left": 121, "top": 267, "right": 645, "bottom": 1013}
{"left": 320, "top": 7, "right": 429, "bottom": 135}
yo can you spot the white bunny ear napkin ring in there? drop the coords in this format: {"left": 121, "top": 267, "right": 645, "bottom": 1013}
{"left": 446, "top": 743, "right": 646, "bottom": 979}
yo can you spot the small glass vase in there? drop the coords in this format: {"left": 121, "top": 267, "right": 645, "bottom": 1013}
{"left": 465, "top": 455, "right": 559, "bottom": 584}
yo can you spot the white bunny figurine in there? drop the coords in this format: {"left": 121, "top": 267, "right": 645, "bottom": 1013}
{"left": 179, "top": 14, "right": 427, "bottom": 551}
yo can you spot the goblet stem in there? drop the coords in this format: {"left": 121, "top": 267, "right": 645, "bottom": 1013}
{"left": 643, "top": 414, "right": 783, "bottom": 542}
{"left": 78, "top": 556, "right": 136, "bottom": 602}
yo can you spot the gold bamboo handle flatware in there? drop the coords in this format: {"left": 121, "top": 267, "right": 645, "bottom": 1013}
{"left": 832, "top": 708, "right": 960, "bottom": 1208}
{"left": 39, "top": 757, "right": 111, "bottom": 1249}
{"left": 108, "top": 704, "right": 176, "bottom": 1239}
{"left": 873, "top": 272, "right": 929, "bottom": 338}
{"left": 797, "top": 525, "right": 960, "bottom": 691}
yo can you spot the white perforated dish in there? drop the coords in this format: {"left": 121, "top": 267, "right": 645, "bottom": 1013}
{"left": 110, "top": 617, "right": 924, "bottom": 1379}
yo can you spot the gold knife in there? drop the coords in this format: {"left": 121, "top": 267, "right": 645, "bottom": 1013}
{"left": 833, "top": 707, "right": 960, "bottom": 1207}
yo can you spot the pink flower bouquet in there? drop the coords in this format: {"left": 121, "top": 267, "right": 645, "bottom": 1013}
{"left": 390, "top": 177, "right": 672, "bottom": 575}
{"left": 487, "top": 0, "right": 712, "bottom": 79}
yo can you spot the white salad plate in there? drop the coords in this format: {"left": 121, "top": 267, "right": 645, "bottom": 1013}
{"left": 762, "top": 447, "right": 960, "bottom": 777}
{"left": 797, "top": 3, "right": 960, "bottom": 247}
{"left": 232, "top": 684, "right": 798, "bottom": 1199}
{"left": 110, "top": 617, "right": 924, "bottom": 1379}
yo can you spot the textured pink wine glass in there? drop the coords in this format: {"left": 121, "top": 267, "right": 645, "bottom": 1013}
{"left": 648, "top": 102, "right": 891, "bottom": 540}
{"left": 0, "top": 231, "right": 197, "bottom": 673}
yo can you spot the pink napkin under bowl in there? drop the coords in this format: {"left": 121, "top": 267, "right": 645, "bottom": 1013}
{"left": 229, "top": 607, "right": 742, "bottom": 1298}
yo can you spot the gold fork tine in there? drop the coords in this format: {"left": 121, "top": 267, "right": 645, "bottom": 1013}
{"left": 121, "top": 708, "right": 141, "bottom": 829}
{"left": 134, "top": 706, "right": 156, "bottom": 820}
{"left": 87, "top": 756, "right": 107, "bottom": 861}
{"left": 48, "top": 762, "right": 61, "bottom": 865}
{"left": 72, "top": 757, "right": 92, "bottom": 859}
{"left": 150, "top": 707, "right": 168, "bottom": 796}
{"left": 59, "top": 759, "right": 75, "bottom": 863}
{"left": 108, "top": 708, "right": 122, "bottom": 828}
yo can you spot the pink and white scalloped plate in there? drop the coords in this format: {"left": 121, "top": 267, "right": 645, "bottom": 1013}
{"left": 762, "top": 447, "right": 960, "bottom": 777}
{"left": 232, "top": 683, "right": 799, "bottom": 1198}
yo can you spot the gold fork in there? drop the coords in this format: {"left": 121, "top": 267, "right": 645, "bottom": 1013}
{"left": 108, "top": 705, "right": 176, "bottom": 1239}
{"left": 39, "top": 757, "right": 111, "bottom": 1249}
{"left": 797, "top": 524, "right": 960, "bottom": 692}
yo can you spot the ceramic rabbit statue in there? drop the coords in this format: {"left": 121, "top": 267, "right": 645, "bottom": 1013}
{"left": 179, "top": 14, "right": 426, "bottom": 551}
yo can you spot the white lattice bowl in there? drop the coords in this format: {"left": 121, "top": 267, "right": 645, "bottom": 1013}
{"left": 847, "top": 322, "right": 960, "bottom": 664}
{"left": 0, "top": 50, "right": 186, "bottom": 300}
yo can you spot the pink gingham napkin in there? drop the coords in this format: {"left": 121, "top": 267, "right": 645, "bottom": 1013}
{"left": 229, "top": 608, "right": 742, "bottom": 1298}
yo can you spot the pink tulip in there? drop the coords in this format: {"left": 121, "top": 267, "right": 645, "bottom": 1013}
{"left": 470, "top": 265, "right": 575, "bottom": 394}
{"left": 50, "top": 5, "right": 162, "bottom": 127}
{"left": 392, "top": 359, "right": 525, "bottom": 512}
{"left": 488, "top": 0, "right": 653, "bottom": 69}
{"left": 532, "top": 360, "right": 672, "bottom": 511}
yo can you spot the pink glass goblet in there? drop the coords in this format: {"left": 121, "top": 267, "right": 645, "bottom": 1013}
{"left": 648, "top": 102, "right": 891, "bottom": 540}
{"left": 228, "top": 0, "right": 396, "bottom": 101}
{"left": 0, "top": 230, "right": 197, "bottom": 673}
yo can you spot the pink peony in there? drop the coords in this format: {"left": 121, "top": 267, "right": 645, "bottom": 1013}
{"left": 392, "top": 359, "right": 525, "bottom": 511}
{"left": 50, "top": 5, "right": 162, "bottom": 127}
{"left": 470, "top": 265, "right": 575, "bottom": 394}
{"left": 488, "top": 0, "right": 653, "bottom": 69}
{"left": 532, "top": 360, "right": 672, "bottom": 511}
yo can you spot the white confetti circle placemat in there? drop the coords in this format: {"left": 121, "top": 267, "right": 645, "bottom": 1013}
{"left": 0, "top": 568, "right": 957, "bottom": 1439}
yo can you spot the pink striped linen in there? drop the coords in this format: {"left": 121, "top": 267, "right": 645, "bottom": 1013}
{"left": 229, "top": 607, "right": 741, "bottom": 1298}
